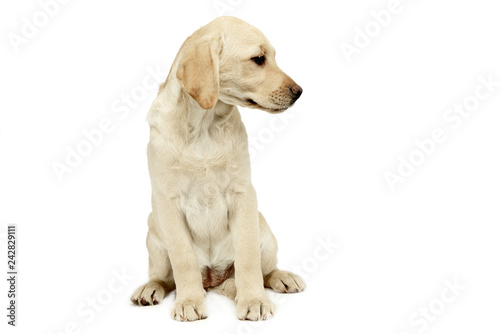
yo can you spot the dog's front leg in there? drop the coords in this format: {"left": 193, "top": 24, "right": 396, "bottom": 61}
{"left": 230, "top": 186, "right": 274, "bottom": 321}
{"left": 153, "top": 193, "right": 206, "bottom": 321}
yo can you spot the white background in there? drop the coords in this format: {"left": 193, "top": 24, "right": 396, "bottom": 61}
{"left": 1, "top": 0, "right": 500, "bottom": 333}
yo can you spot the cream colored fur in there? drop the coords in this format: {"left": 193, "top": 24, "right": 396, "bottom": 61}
{"left": 131, "top": 16, "right": 305, "bottom": 321}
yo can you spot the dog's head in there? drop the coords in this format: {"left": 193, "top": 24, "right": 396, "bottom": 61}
{"left": 175, "top": 16, "right": 302, "bottom": 113}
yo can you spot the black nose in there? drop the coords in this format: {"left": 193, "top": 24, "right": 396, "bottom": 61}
{"left": 290, "top": 84, "right": 303, "bottom": 100}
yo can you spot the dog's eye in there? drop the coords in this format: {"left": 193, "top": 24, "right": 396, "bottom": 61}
{"left": 251, "top": 55, "right": 266, "bottom": 66}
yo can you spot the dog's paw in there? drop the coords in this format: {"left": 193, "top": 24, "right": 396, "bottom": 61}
{"left": 236, "top": 295, "right": 274, "bottom": 321}
{"left": 131, "top": 281, "right": 168, "bottom": 306}
{"left": 172, "top": 297, "right": 207, "bottom": 321}
{"left": 265, "top": 270, "right": 306, "bottom": 293}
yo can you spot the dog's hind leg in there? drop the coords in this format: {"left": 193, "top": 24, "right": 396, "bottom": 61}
{"left": 131, "top": 214, "right": 175, "bottom": 306}
{"left": 259, "top": 212, "right": 306, "bottom": 294}
{"left": 210, "top": 276, "right": 237, "bottom": 300}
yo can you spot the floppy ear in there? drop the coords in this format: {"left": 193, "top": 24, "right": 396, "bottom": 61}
{"left": 176, "top": 36, "right": 221, "bottom": 110}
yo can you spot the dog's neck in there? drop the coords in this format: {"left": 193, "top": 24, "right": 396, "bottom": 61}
{"left": 186, "top": 97, "right": 235, "bottom": 126}
{"left": 149, "top": 74, "right": 242, "bottom": 145}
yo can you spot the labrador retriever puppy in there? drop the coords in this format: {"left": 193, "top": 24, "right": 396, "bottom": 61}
{"left": 131, "top": 16, "right": 304, "bottom": 321}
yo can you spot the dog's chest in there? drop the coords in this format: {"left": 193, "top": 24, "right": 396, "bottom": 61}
{"left": 170, "top": 111, "right": 247, "bottom": 268}
{"left": 176, "top": 132, "right": 235, "bottom": 233}
{"left": 178, "top": 164, "right": 236, "bottom": 270}
{"left": 179, "top": 164, "right": 232, "bottom": 232}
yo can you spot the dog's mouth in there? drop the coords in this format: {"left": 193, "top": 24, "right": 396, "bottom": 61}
{"left": 246, "top": 99, "right": 289, "bottom": 114}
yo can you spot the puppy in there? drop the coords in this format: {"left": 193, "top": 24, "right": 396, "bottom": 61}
{"left": 131, "top": 16, "right": 304, "bottom": 321}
